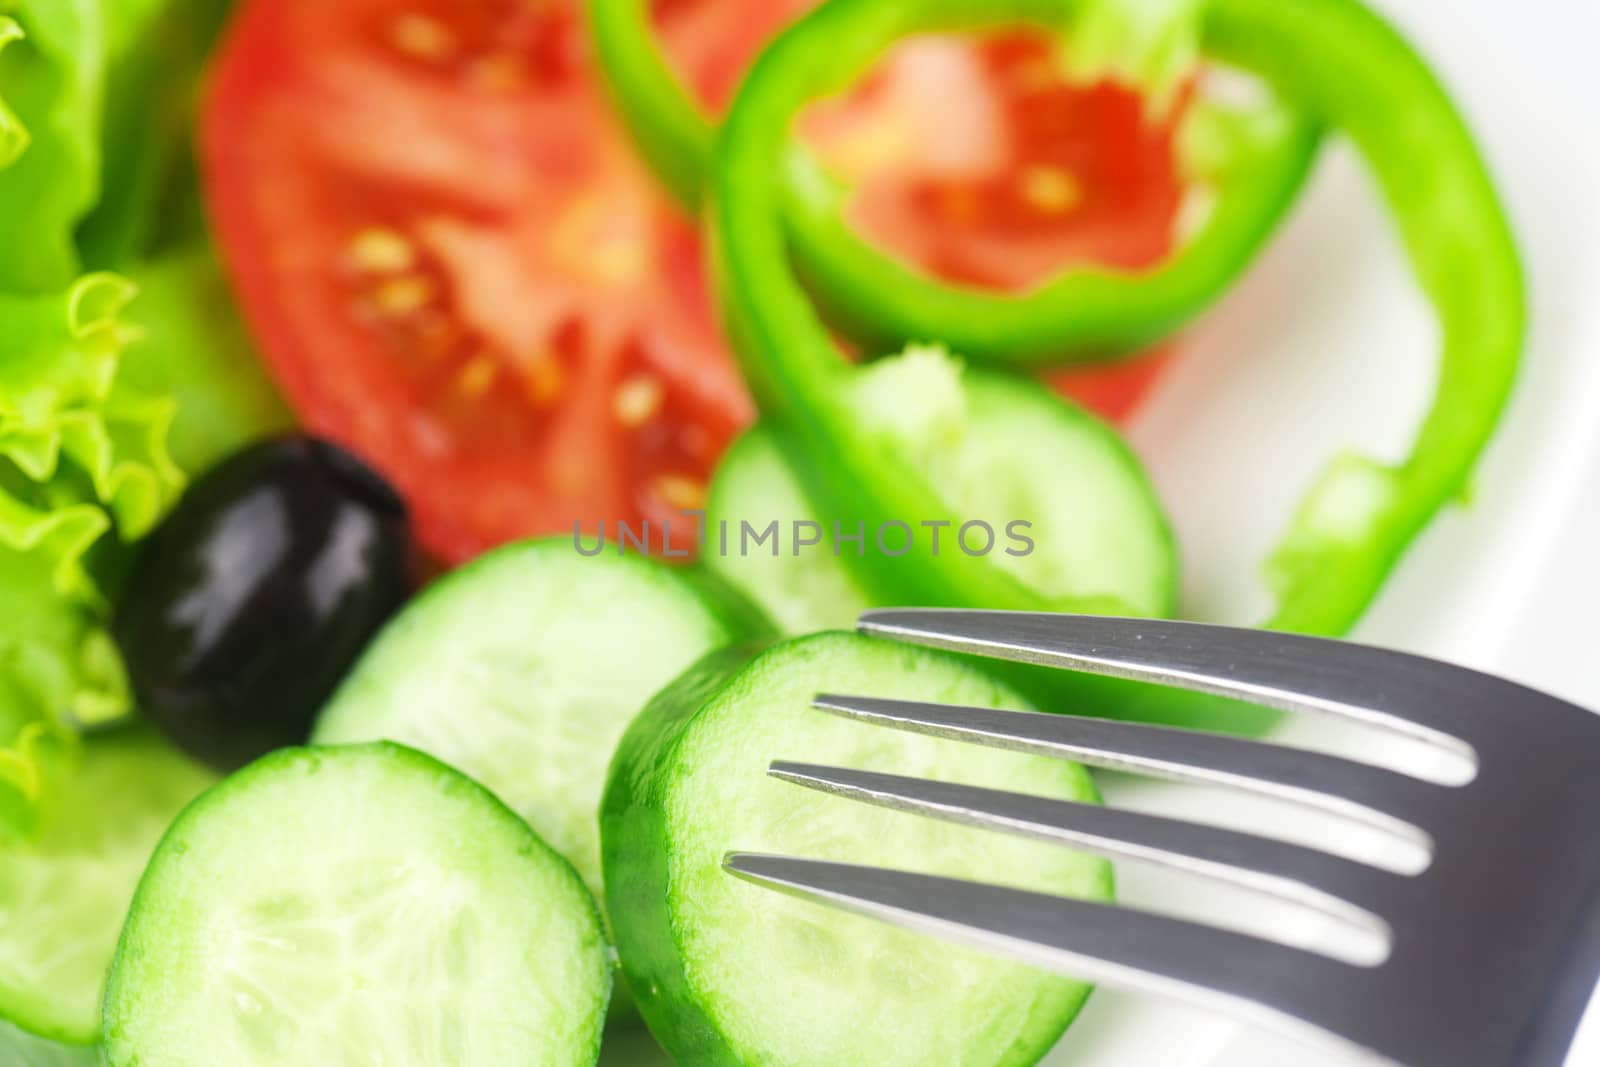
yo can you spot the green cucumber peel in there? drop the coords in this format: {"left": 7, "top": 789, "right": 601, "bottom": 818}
{"left": 102, "top": 743, "right": 612, "bottom": 1067}
{"left": 602, "top": 632, "right": 1112, "bottom": 1066}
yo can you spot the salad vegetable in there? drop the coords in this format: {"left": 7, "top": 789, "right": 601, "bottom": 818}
{"left": 0, "top": 5, "right": 102, "bottom": 293}
{"left": 0, "top": 728, "right": 215, "bottom": 1052}
{"left": 116, "top": 435, "right": 413, "bottom": 771}
{"left": 79, "top": 0, "right": 236, "bottom": 267}
{"left": 114, "top": 250, "right": 291, "bottom": 474}
{"left": 704, "top": 421, "right": 1278, "bottom": 731}
{"left": 593, "top": 0, "right": 1322, "bottom": 363}
{"left": 704, "top": 382, "right": 1179, "bottom": 635}
{"left": 602, "top": 632, "right": 1111, "bottom": 1066}
{"left": 0, "top": 0, "right": 287, "bottom": 830}
{"left": 102, "top": 743, "right": 611, "bottom": 1067}
{"left": 1207, "top": 0, "right": 1524, "bottom": 635}
{"left": 0, "top": 274, "right": 182, "bottom": 827}
{"left": 0, "top": 0, "right": 229, "bottom": 288}
{"left": 702, "top": 427, "right": 875, "bottom": 633}
{"left": 312, "top": 537, "right": 771, "bottom": 1019}
{"left": 708, "top": 0, "right": 1523, "bottom": 638}
{"left": 1, "top": 2, "right": 306, "bottom": 1055}
{"left": 199, "top": 0, "right": 754, "bottom": 565}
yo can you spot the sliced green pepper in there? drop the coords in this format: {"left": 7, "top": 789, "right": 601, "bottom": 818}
{"left": 710, "top": 0, "right": 1522, "bottom": 637}
{"left": 590, "top": 0, "right": 1321, "bottom": 363}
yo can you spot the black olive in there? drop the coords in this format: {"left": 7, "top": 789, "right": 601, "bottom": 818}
{"left": 115, "top": 435, "right": 414, "bottom": 771}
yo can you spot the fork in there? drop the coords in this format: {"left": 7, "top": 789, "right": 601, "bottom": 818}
{"left": 723, "top": 610, "right": 1600, "bottom": 1067}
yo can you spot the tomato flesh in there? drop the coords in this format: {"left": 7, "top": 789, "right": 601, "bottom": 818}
{"left": 804, "top": 33, "right": 1185, "bottom": 289}
{"left": 653, "top": 0, "right": 816, "bottom": 112}
{"left": 205, "top": 0, "right": 749, "bottom": 563}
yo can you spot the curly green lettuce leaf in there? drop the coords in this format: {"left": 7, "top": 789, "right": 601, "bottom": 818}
{"left": 0, "top": 274, "right": 184, "bottom": 832}
{"left": 0, "top": 1, "right": 105, "bottom": 291}
{"left": 1, "top": 1, "right": 291, "bottom": 833}
{"left": 0, "top": 481, "right": 117, "bottom": 831}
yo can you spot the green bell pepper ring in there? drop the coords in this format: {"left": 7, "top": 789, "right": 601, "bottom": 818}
{"left": 710, "top": 0, "right": 1522, "bottom": 636}
{"left": 591, "top": 0, "right": 1322, "bottom": 364}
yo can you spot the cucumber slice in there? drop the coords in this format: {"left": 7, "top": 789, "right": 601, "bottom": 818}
{"left": 602, "top": 632, "right": 1111, "bottom": 1067}
{"left": 102, "top": 743, "right": 610, "bottom": 1067}
{"left": 0, "top": 729, "right": 215, "bottom": 1050}
{"left": 928, "top": 370, "right": 1177, "bottom": 615}
{"left": 706, "top": 357, "right": 1177, "bottom": 634}
{"left": 704, "top": 428, "right": 874, "bottom": 633}
{"left": 313, "top": 539, "right": 768, "bottom": 905}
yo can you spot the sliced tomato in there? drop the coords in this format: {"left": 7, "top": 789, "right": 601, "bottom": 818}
{"left": 802, "top": 33, "right": 1186, "bottom": 288}
{"left": 1042, "top": 347, "right": 1174, "bottom": 423}
{"left": 653, "top": 0, "right": 814, "bottom": 112}
{"left": 203, "top": 0, "right": 751, "bottom": 563}
{"left": 657, "top": 5, "right": 1185, "bottom": 417}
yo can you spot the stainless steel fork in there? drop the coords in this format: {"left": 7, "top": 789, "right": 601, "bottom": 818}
{"left": 723, "top": 610, "right": 1600, "bottom": 1067}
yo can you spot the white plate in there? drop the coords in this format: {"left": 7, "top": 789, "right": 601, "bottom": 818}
{"left": 1049, "top": 2, "right": 1600, "bottom": 1065}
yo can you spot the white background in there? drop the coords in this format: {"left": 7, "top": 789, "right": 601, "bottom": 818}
{"left": 1455, "top": 0, "right": 1600, "bottom": 112}
{"left": 1450, "top": 0, "right": 1600, "bottom": 711}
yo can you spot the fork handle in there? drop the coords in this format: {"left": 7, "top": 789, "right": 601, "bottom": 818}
{"left": 1511, "top": 879, "right": 1600, "bottom": 1067}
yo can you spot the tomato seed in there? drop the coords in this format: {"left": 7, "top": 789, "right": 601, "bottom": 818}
{"left": 374, "top": 276, "right": 436, "bottom": 316}
{"left": 390, "top": 14, "right": 456, "bottom": 61}
{"left": 1020, "top": 166, "right": 1082, "bottom": 216}
{"left": 347, "top": 228, "right": 418, "bottom": 274}
{"left": 650, "top": 474, "right": 707, "bottom": 512}
{"left": 613, "top": 375, "right": 665, "bottom": 428}
{"left": 525, "top": 357, "right": 566, "bottom": 407}
{"left": 456, "top": 355, "right": 500, "bottom": 397}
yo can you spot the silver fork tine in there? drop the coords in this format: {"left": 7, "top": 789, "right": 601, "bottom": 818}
{"left": 768, "top": 761, "right": 1398, "bottom": 934}
{"left": 723, "top": 853, "right": 1389, "bottom": 1066}
{"left": 858, "top": 609, "right": 1494, "bottom": 753}
{"left": 812, "top": 694, "right": 1446, "bottom": 841}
